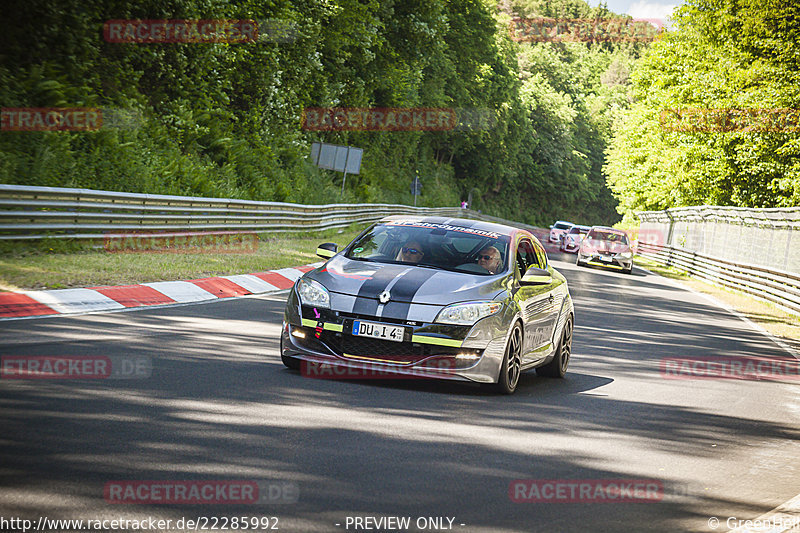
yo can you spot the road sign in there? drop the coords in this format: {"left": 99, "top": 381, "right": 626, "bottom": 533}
{"left": 310, "top": 143, "right": 362, "bottom": 174}
{"left": 310, "top": 143, "right": 363, "bottom": 197}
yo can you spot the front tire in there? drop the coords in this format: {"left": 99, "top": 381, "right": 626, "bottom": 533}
{"left": 280, "top": 335, "right": 301, "bottom": 370}
{"left": 281, "top": 354, "right": 301, "bottom": 370}
{"left": 495, "top": 323, "right": 522, "bottom": 394}
{"left": 537, "top": 315, "right": 572, "bottom": 378}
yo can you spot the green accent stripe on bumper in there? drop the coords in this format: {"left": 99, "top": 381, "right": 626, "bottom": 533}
{"left": 587, "top": 261, "right": 624, "bottom": 270}
{"left": 298, "top": 319, "right": 463, "bottom": 347}
{"left": 300, "top": 318, "right": 343, "bottom": 332}
{"left": 412, "top": 335, "right": 463, "bottom": 347}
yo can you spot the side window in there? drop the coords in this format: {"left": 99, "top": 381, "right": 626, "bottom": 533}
{"left": 516, "top": 239, "right": 539, "bottom": 275}
{"left": 533, "top": 240, "right": 548, "bottom": 269}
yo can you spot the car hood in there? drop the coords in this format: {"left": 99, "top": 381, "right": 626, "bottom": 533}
{"left": 307, "top": 255, "right": 508, "bottom": 307}
{"left": 591, "top": 241, "right": 630, "bottom": 253}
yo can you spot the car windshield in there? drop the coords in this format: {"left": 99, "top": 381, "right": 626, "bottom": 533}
{"left": 345, "top": 221, "right": 511, "bottom": 275}
{"left": 554, "top": 222, "right": 572, "bottom": 230}
{"left": 587, "top": 230, "right": 629, "bottom": 245}
{"left": 568, "top": 227, "right": 582, "bottom": 235}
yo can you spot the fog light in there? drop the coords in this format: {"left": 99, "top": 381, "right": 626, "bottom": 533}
{"left": 291, "top": 328, "right": 306, "bottom": 339}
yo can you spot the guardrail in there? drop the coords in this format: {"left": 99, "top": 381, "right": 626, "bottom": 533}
{"left": 637, "top": 205, "right": 800, "bottom": 273}
{"left": 637, "top": 242, "right": 800, "bottom": 315}
{"left": 0, "top": 184, "right": 541, "bottom": 240}
{"left": 636, "top": 205, "right": 800, "bottom": 315}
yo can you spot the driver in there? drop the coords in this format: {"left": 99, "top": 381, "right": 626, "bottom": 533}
{"left": 477, "top": 245, "right": 502, "bottom": 274}
{"left": 396, "top": 240, "right": 425, "bottom": 263}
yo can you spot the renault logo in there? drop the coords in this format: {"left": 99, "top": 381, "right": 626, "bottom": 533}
{"left": 378, "top": 290, "right": 391, "bottom": 304}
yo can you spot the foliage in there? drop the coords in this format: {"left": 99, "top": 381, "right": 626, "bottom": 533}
{"left": 605, "top": 0, "right": 800, "bottom": 218}
{"left": 0, "top": 0, "right": 654, "bottom": 227}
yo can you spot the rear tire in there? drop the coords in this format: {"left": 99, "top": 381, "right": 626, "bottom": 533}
{"left": 537, "top": 316, "right": 572, "bottom": 378}
{"left": 495, "top": 323, "right": 522, "bottom": 394}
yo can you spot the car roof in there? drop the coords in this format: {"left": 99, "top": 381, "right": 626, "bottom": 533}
{"left": 379, "top": 215, "right": 527, "bottom": 239}
{"left": 589, "top": 226, "right": 627, "bottom": 234}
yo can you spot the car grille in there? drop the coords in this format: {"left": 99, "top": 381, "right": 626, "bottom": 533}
{"left": 319, "top": 331, "right": 461, "bottom": 364}
{"left": 341, "top": 335, "right": 422, "bottom": 363}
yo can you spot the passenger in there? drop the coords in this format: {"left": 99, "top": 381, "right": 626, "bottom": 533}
{"left": 477, "top": 245, "right": 502, "bottom": 274}
{"left": 397, "top": 240, "right": 425, "bottom": 264}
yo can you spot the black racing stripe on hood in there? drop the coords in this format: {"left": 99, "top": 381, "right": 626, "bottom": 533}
{"left": 351, "top": 267, "right": 401, "bottom": 317}
{"left": 380, "top": 268, "right": 438, "bottom": 321}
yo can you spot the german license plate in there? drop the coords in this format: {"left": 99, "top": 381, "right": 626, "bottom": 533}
{"left": 600, "top": 255, "right": 612, "bottom": 262}
{"left": 352, "top": 320, "right": 405, "bottom": 343}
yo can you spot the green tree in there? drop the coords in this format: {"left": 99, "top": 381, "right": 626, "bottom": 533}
{"left": 605, "top": 0, "right": 800, "bottom": 219}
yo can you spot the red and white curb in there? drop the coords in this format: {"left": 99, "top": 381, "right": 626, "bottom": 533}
{"left": 0, "top": 263, "right": 322, "bottom": 320}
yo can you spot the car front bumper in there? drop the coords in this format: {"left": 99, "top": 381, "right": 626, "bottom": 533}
{"left": 578, "top": 253, "right": 632, "bottom": 271}
{"left": 281, "top": 290, "right": 511, "bottom": 384}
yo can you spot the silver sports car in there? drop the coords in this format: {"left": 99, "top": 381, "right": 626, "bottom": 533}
{"left": 280, "top": 216, "right": 574, "bottom": 394}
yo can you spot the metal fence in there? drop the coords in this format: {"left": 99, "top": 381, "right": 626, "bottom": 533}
{"left": 636, "top": 206, "right": 800, "bottom": 315}
{"left": 0, "top": 184, "right": 540, "bottom": 240}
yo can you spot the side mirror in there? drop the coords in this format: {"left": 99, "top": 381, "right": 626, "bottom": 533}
{"left": 521, "top": 266, "right": 552, "bottom": 285}
{"left": 316, "top": 242, "right": 338, "bottom": 259}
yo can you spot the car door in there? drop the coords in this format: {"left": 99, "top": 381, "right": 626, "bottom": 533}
{"left": 513, "top": 237, "right": 558, "bottom": 364}
{"left": 533, "top": 238, "right": 567, "bottom": 350}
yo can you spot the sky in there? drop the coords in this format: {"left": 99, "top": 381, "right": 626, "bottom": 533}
{"left": 594, "top": 0, "right": 680, "bottom": 25}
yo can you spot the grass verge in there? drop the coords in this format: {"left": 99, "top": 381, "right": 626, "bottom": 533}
{"left": 635, "top": 254, "right": 800, "bottom": 353}
{"left": 0, "top": 224, "right": 370, "bottom": 291}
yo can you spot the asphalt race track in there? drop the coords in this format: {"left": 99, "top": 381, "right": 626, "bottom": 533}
{"left": 2, "top": 252, "right": 799, "bottom": 533}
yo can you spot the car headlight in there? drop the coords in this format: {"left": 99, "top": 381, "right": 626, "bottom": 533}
{"left": 296, "top": 278, "right": 330, "bottom": 309}
{"left": 618, "top": 251, "right": 632, "bottom": 259}
{"left": 435, "top": 302, "right": 503, "bottom": 326}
